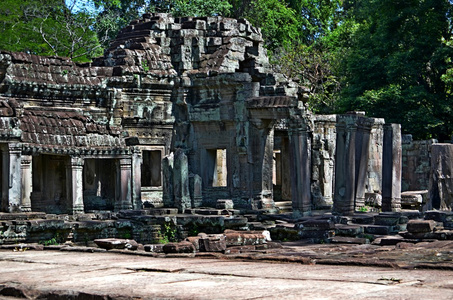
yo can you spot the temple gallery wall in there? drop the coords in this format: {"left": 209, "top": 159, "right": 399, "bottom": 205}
{"left": 0, "top": 13, "right": 451, "bottom": 218}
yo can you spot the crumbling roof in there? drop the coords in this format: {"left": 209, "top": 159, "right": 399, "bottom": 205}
{"left": 20, "top": 108, "right": 124, "bottom": 148}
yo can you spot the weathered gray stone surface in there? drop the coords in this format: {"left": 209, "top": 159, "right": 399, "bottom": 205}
{"left": 0, "top": 249, "right": 452, "bottom": 299}
{"left": 430, "top": 144, "right": 453, "bottom": 210}
{"left": 402, "top": 136, "right": 436, "bottom": 192}
{"left": 382, "top": 124, "right": 402, "bottom": 212}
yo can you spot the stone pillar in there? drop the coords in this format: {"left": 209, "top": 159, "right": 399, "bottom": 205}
{"left": 333, "top": 123, "right": 356, "bottom": 215}
{"left": 430, "top": 144, "right": 453, "bottom": 210}
{"left": 117, "top": 158, "right": 133, "bottom": 210}
{"left": 261, "top": 125, "right": 275, "bottom": 209}
{"left": 173, "top": 149, "right": 191, "bottom": 213}
{"left": 162, "top": 153, "right": 174, "bottom": 207}
{"left": 66, "top": 157, "right": 84, "bottom": 214}
{"left": 354, "top": 122, "right": 372, "bottom": 209}
{"left": 7, "top": 143, "right": 22, "bottom": 212}
{"left": 131, "top": 150, "right": 142, "bottom": 210}
{"left": 190, "top": 173, "right": 202, "bottom": 207}
{"left": 280, "top": 137, "right": 292, "bottom": 201}
{"left": 289, "top": 122, "right": 312, "bottom": 215}
{"left": 20, "top": 155, "right": 32, "bottom": 212}
{"left": 382, "top": 123, "right": 402, "bottom": 212}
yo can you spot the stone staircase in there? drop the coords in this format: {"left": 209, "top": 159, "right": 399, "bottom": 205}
{"left": 274, "top": 201, "right": 292, "bottom": 213}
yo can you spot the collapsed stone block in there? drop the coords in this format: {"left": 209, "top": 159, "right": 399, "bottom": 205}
{"left": 406, "top": 220, "right": 435, "bottom": 233}
{"left": 162, "top": 241, "right": 195, "bottom": 253}
{"left": 224, "top": 229, "right": 269, "bottom": 246}
{"left": 94, "top": 238, "right": 139, "bottom": 250}
{"left": 199, "top": 234, "right": 226, "bottom": 252}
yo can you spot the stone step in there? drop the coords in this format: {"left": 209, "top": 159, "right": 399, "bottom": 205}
{"left": 274, "top": 201, "right": 293, "bottom": 213}
{"left": 335, "top": 224, "right": 364, "bottom": 237}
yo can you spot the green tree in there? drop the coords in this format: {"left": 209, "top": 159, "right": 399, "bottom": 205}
{"left": 171, "top": 0, "right": 232, "bottom": 17}
{"left": 0, "top": 0, "right": 102, "bottom": 61}
{"left": 339, "top": 0, "right": 453, "bottom": 140}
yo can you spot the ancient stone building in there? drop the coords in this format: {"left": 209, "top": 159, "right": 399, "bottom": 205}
{"left": 0, "top": 13, "right": 403, "bottom": 216}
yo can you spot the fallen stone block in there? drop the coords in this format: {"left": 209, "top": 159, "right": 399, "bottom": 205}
{"left": 401, "top": 192, "right": 423, "bottom": 209}
{"left": 185, "top": 236, "right": 202, "bottom": 251}
{"left": 297, "top": 219, "right": 335, "bottom": 230}
{"left": 425, "top": 210, "right": 453, "bottom": 222}
{"left": 144, "top": 244, "right": 164, "bottom": 253}
{"left": 372, "top": 235, "right": 405, "bottom": 246}
{"left": 224, "top": 230, "right": 269, "bottom": 246}
{"left": 406, "top": 220, "right": 435, "bottom": 233}
{"left": 94, "top": 238, "right": 139, "bottom": 250}
{"left": 363, "top": 225, "right": 391, "bottom": 235}
{"left": 255, "top": 241, "right": 282, "bottom": 250}
{"left": 351, "top": 214, "right": 375, "bottom": 225}
{"left": 374, "top": 213, "right": 407, "bottom": 226}
{"left": 162, "top": 241, "right": 195, "bottom": 253}
{"left": 224, "top": 245, "right": 256, "bottom": 254}
{"left": 365, "top": 192, "right": 382, "bottom": 208}
{"left": 335, "top": 224, "right": 364, "bottom": 237}
{"left": 199, "top": 234, "right": 227, "bottom": 252}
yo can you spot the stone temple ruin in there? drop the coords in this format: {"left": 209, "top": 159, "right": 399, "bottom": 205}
{"left": 0, "top": 13, "right": 452, "bottom": 246}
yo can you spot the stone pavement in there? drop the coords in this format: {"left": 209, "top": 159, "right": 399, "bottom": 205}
{"left": 0, "top": 249, "right": 452, "bottom": 299}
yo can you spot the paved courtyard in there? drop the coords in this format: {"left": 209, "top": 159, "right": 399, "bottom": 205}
{"left": 0, "top": 250, "right": 452, "bottom": 299}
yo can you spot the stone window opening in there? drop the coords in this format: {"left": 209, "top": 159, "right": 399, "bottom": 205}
{"left": 141, "top": 150, "right": 162, "bottom": 188}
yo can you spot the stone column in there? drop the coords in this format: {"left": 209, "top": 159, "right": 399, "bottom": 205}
{"left": 131, "top": 150, "right": 142, "bottom": 210}
{"left": 173, "top": 149, "right": 191, "bottom": 213}
{"left": 289, "top": 121, "right": 312, "bottom": 215}
{"left": 430, "top": 144, "right": 453, "bottom": 210}
{"left": 280, "top": 137, "right": 292, "bottom": 201}
{"left": 116, "top": 158, "right": 133, "bottom": 210}
{"left": 333, "top": 122, "right": 356, "bottom": 215}
{"left": 162, "top": 153, "right": 174, "bottom": 207}
{"left": 7, "top": 143, "right": 22, "bottom": 212}
{"left": 66, "top": 157, "right": 84, "bottom": 214}
{"left": 20, "top": 155, "right": 32, "bottom": 212}
{"left": 382, "top": 123, "right": 402, "bottom": 212}
{"left": 189, "top": 173, "right": 202, "bottom": 207}
{"left": 354, "top": 121, "right": 372, "bottom": 209}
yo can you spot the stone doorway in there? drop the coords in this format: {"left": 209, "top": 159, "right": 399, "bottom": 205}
{"left": 83, "top": 159, "right": 116, "bottom": 211}
{"left": 31, "top": 154, "right": 69, "bottom": 214}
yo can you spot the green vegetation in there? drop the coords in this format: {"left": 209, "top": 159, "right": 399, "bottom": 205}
{"left": 158, "top": 222, "right": 177, "bottom": 244}
{"left": 1, "top": 0, "right": 452, "bottom": 139}
{"left": 39, "top": 233, "right": 62, "bottom": 246}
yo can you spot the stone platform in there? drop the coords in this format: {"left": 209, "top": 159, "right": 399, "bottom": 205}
{"left": 0, "top": 248, "right": 452, "bottom": 299}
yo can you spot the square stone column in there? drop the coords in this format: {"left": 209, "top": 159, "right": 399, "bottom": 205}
{"left": 354, "top": 123, "right": 372, "bottom": 209}
{"left": 66, "top": 157, "right": 84, "bottom": 214}
{"left": 162, "top": 153, "right": 174, "bottom": 207}
{"left": 382, "top": 123, "right": 402, "bottom": 212}
{"left": 289, "top": 123, "right": 312, "bottom": 215}
{"left": 333, "top": 123, "right": 356, "bottom": 215}
{"left": 6, "top": 143, "right": 22, "bottom": 212}
{"left": 173, "top": 149, "right": 191, "bottom": 213}
{"left": 131, "top": 150, "right": 142, "bottom": 210}
{"left": 116, "top": 158, "right": 133, "bottom": 210}
{"left": 20, "top": 155, "right": 32, "bottom": 212}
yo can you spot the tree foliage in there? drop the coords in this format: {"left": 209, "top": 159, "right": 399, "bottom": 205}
{"left": 338, "top": 0, "right": 453, "bottom": 139}
{"left": 0, "top": 0, "right": 103, "bottom": 61}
